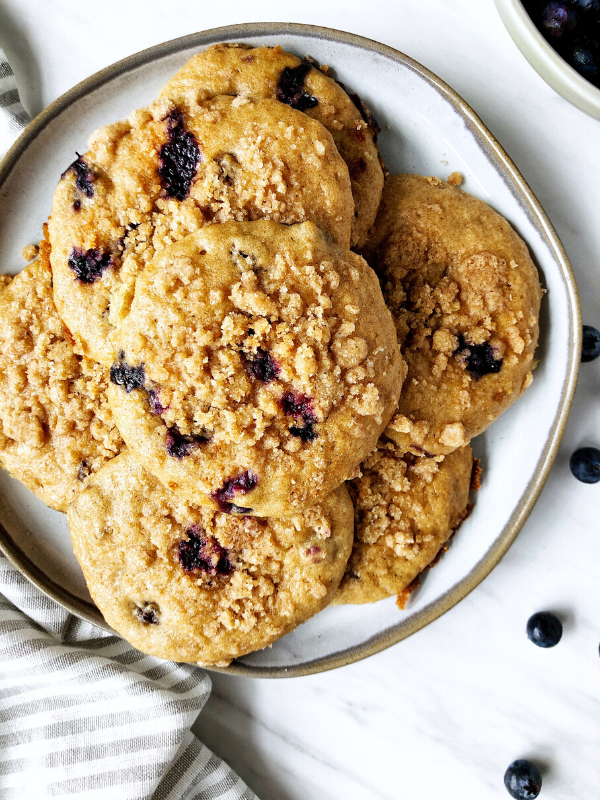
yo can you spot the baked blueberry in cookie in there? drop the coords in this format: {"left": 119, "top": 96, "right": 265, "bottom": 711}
{"left": 243, "top": 348, "right": 280, "bottom": 382}
{"left": 158, "top": 110, "right": 201, "bottom": 201}
{"left": 165, "top": 425, "right": 210, "bottom": 459}
{"left": 68, "top": 247, "right": 112, "bottom": 284}
{"left": 212, "top": 471, "right": 258, "bottom": 514}
{"left": 178, "top": 526, "right": 234, "bottom": 576}
{"left": 109, "top": 352, "right": 145, "bottom": 393}
{"left": 281, "top": 391, "right": 319, "bottom": 441}
{"left": 62, "top": 153, "right": 95, "bottom": 207}
{"left": 135, "top": 602, "right": 160, "bottom": 625}
{"left": 454, "top": 335, "right": 503, "bottom": 379}
{"left": 276, "top": 63, "right": 319, "bottom": 111}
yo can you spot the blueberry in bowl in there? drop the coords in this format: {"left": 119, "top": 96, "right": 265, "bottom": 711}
{"left": 495, "top": 0, "right": 600, "bottom": 119}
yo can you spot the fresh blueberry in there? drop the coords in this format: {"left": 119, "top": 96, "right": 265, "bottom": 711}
{"left": 276, "top": 64, "right": 319, "bottom": 111}
{"left": 178, "top": 526, "right": 234, "bottom": 576}
{"left": 581, "top": 325, "right": 600, "bottom": 362}
{"left": 212, "top": 470, "right": 258, "bottom": 514}
{"left": 109, "top": 352, "right": 145, "bottom": 393}
{"left": 243, "top": 348, "right": 280, "bottom": 382}
{"left": 67, "top": 247, "right": 112, "bottom": 283}
{"left": 158, "top": 110, "right": 201, "bottom": 201}
{"left": 541, "top": 2, "right": 577, "bottom": 38}
{"left": 455, "top": 335, "right": 503, "bottom": 379}
{"left": 570, "top": 45, "right": 599, "bottom": 79}
{"left": 504, "top": 760, "right": 542, "bottom": 799}
{"left": 527, "top": 611, "right": 563, "bottom": 647}
{"left": 165, "top": 425, "right": 209, "bottom": 459}
{"left": 570, "top": 447, "right": 600, "bottom": 483}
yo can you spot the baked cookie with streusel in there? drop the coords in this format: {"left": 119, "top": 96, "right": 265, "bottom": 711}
{"left": 108, "top": 220, "right": 404, "bottom": 518}
{"left": 160, "top": 43, "right": 384, "bottom": 248}
{"left": 68, "top": 452, "right": 354, "bottom": 665}
{"left": 0, "top": 240, "right": 123, "bottom": 512}
{"left": 335, "top": 440, "right": 473, "bottom": 605}
{"left": 363, "top": 174, "right": 542, "bottom": 456}
{"left": 49, "top": 94, "right": 354, "bottom": 366}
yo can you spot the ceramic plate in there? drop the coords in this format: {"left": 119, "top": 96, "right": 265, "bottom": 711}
{"left": 0, "top": 23, "right": 580, "bottom": 677}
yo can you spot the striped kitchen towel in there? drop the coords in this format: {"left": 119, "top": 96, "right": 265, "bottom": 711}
{"left": 0, "top": 48, "right": 257, "bottom": 800}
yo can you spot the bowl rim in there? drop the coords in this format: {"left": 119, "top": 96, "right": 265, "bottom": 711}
{"left": 494, "top": 0, "right": 600, "bottom": 119}
{"left": 0, "top": 21, "right": 581, "bottom": 678}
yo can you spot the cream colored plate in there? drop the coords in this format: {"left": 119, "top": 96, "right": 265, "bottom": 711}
{"left": 0, "top": 23, "right": 580, "bottom": 677}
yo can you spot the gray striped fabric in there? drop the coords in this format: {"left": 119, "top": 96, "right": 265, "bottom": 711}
{"left": 0, "top": 48, "right": 257, "bottom": 800}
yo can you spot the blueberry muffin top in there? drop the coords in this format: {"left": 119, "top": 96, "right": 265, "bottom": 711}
{"left": 0, "top": 240, "right": 123, "bottom": 512}
{"left": 363, "top": 174, "right": 542, "bottom": 456}
{"left": 335, "top": 440, "right": 473, "bottom": 605}
{"left": 68, "top": 452, "right": 354, "bottom": 665}
{"left": 160, "top": 43, "right": 384, "bottom": 248}
{"left": 107, "top": 220, "right": 404, "bottom": 518}
{"left": 49, "top": 94, "right": 354, "bottom": 366}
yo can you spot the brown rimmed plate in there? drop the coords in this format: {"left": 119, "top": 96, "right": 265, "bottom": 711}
{"left": 0, "top": 23, "right": 580, "bottom": 677}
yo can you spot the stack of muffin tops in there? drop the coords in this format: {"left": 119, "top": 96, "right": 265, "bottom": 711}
{"left": 0, "top": 44, "right": 542, "bottom": 666}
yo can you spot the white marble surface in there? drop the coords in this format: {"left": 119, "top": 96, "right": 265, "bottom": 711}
{"left": 1, "top": 0, "right": 599, "bottom": 797}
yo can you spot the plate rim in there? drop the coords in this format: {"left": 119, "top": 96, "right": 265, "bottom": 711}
{"left": 0, "top": 21, "right": 581, "bottom": 678}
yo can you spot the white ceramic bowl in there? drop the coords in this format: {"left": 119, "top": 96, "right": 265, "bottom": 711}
{"left": 495, "top": 0, "right": 600, "bottom": 120}
{"left": 0, "top": 23, "right": 581, "bottom": 677}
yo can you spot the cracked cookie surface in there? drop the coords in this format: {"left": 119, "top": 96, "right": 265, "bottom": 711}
{"left": 49, "top": 94, "right": 354, "bottom": 366}
{"left": 160, "top": 43, "right": 384, "bottom": 248}
{"left": 108, "top": 220, "right": 404, "bottom": 517}
{"left": 335, "top": 440, "right": 473, "bottom": 604}
{"left": 68, "top": 452, "right": 354, "bottom": 665}
{"left": 0, "top": 241, "right": 123, "bottom": 511}
{"left": 363, "top": 174, "right": 542, "bottom": 456}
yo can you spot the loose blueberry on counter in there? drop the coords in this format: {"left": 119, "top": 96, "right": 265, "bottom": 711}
{"left": 158, "top": 110, "right": 201, "bottom": 201}
{"left": 165, "top": 425, "right": 209, "bottom": 459}
{"left": 570, "top": 447, "right": 600, "bottom": 483}
{"left": 244, "top": 348, "right": 280, "bottom": 383}
{"left": 526, "top": 611, "right": 563, "bottom": 648}
{"left": 67, "top": 247, "right": 112, "bottom": 284}
{"left": 276, "top": 64, "right": 319, "bottom": 111}
{"left": 109, "top": 352, "right": 145, "bottom": 393}
{"left": 581, "top": 325, "right": 600, "bottom": 362}
{"left": 504, "top": 760, "right": 542, "bottom": 799}
{"left": 135, "top": 602, "right": 160, "bottom": 625}
{"left": 455, "top": 335, "right": 503, "bottom": 379}
{"left": 178, "top": 526, "right": 234, "bottom": 576}
{"left": 212, "top": 470, "right": 258, "bottom": 514}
